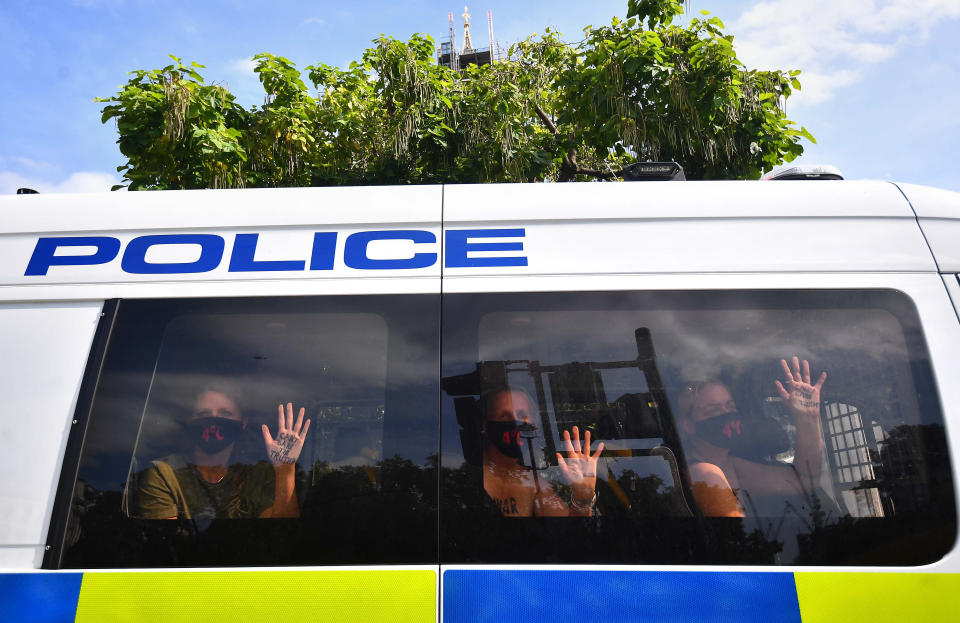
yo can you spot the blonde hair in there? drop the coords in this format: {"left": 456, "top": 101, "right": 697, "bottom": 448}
{"left": 676, "top": 379, "right": 728, "bottom": 420}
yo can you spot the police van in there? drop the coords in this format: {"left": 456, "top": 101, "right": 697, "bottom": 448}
{"left": 0, "top": 179, "right": 958, "bottom": 621}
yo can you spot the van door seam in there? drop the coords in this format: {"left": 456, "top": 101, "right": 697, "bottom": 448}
{"left": 892, "top": 181, "right": 942, "bottom": 273}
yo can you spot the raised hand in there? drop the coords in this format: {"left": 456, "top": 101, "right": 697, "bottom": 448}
{"left": 556, "top": 426, "right": 605, "bottom": 505}
{"left": 775, "top": 356, "right": 827, "bottom": 421}
{"left": 262, "top": 403, "right": 311, "bottom": 466}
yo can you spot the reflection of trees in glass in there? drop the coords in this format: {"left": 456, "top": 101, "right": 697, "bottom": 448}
{"left": 872, "top": 423, "right": 954, "bottom": 513}
{"left": 64, "top": 480, "right": 159, "bottom": 568}
{"left": 439, "top": 461, "right": 785, "bottom": 565}
{"left": 440, "top": 419, "right": 953, "bottom": 567}
{"left": 310, "top": 403, "right": 384, "bottom": 424}
{"left": 791, "top": 424, "right": 956, "bottom": 565}
{"left": 597, "top": 469, "right": 691, "bottom": 517}
{"left": 62, "top": 457, "right": 437, "bottom": 568}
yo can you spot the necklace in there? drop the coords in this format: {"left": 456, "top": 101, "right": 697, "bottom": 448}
{"left": 195, "top": 464, "right": 227, "bottom": 484}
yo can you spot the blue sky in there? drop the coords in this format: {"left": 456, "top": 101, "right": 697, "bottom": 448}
{"left": 1, "top": 0, "right": 958, "bottom": 193}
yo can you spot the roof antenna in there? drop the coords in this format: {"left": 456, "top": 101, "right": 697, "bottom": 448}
{"left": 461, "top": 5, "right": 475, "bottom": 54}
{"left": 487, "top": 10, "right": 496, "bottom": 63}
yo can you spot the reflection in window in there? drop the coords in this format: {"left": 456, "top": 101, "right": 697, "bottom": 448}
{"left": 128, "top": 313, "right": 387, "bottom": 526}
{"left": 440, "top": 290, "right": 957, "bottom": 565}
{"left": 58, "top": 296, "right": 439, "bottom": 569}
{"left": 824, "top": 401, "right": 884, "bottom": 518}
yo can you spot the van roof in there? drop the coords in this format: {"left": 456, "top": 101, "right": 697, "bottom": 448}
{"left": 0, "top": 180, "right": 945, "bottom": 233}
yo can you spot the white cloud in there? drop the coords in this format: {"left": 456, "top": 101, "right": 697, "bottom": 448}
{"left": 304, "top": 17, "right": 326, "bottom": 26}
{"left": 0, "top": 171, "right": 122, "bottom": 195}
{"left": 783, "top": 69, "right": 860, "bottom": 105}
{"left": 11, "top": 156, "right": 56, "bottom": 171}
{"left": 731, "top": 0, "right": 960, "bottom": 105}
{"left": 228, "top": 58, "right": 258, "bottom": 74}
{"left": 223, "top": 58, "right": 265, "bottom": 107}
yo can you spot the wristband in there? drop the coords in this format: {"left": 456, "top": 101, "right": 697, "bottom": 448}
{"left": 571, "top": 492, "right": 597, "bottom": 510}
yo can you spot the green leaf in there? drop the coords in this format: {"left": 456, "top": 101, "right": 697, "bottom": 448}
{"left": 97, "top": 15, "right": 812, "bottom": 186}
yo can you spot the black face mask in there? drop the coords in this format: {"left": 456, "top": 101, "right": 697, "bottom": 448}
{"left": 696, "top": 411, "right": 747, "bottom": 450}
{"left": 188, "top": 417, "right": 243, "bottom": 454}
{"left": 486, "top": 421, "right": 526, "bottom": 460}
{"left": 696, "top": 410, "right": 790, "bottom": 460}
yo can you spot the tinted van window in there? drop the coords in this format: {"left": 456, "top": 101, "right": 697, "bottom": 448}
{"left": 440, "top": 290, "right": 956, "bottom": 565}
{"left": 55, "top": 295, "right": 438, "bottom": 568}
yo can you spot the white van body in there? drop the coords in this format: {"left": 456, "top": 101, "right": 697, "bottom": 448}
{"left": 0, "top": 181, "right": 957, "bottom": 621}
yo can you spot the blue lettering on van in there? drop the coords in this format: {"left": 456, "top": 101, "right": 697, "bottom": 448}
{"left": 310, "top": 232, "right": 338, "bottom": 271}
{"left": 344, "top": 230, "right": 438, "bottom": 270}
{"left": 121, "top": 234, "right": 225, "bottom": 274}
{"left": 24, "top": 228, "right": 527, "bottom": 275}
{"left": 445, "top": 229, "right": 528, "bottom": 267}
{"left": 229, "top": 233, "right": 306, "bottom": 272}
{"left": 25, "top": 236, "right": 122, "bottom": 276}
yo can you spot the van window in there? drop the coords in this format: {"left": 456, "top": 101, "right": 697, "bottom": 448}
{"left": 440, "top": 290, "right": 956, "bottom": 565}
{"left": 55, "top": 295, "right": 438, "bottom": 568}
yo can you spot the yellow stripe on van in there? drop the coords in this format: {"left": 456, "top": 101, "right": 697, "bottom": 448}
{"left": 795, "top": 573, "right": 959, "bottom": 622}
{"left": 75, "top": 569, "right": 436, "bottom": 623}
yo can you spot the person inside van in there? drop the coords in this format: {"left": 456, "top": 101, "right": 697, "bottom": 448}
{"left": 137, "top": 383, "right": 311, "bottom": 521}
{"left": 482, "top": 388, "right": 604, "bottom": 517}
{"left": 677, "top": 357, "right": 827, "bottom": 517}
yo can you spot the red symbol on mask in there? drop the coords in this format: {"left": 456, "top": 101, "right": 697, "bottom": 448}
{"left": 502, "top": 430, "right": 524, "bottom": 446}
{"left": 202, "top": 425, "right": 224, "bottom": 442}
{"left": 721, "top": 419, "right": 742, "bottom": 439}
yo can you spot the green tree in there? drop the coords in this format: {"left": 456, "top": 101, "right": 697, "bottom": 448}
{"left": 97, "top": 0, "right": 812, "bottom": 189}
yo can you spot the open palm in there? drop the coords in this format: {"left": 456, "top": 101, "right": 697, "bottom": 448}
{"left": 556, "top": 426, "right": 605, "bottom": 503}
{"left": 775, "top": 356, "right": 827, "bottom": 421}
{"left": 262, "top": 402, "right": 311, "bottom": 466}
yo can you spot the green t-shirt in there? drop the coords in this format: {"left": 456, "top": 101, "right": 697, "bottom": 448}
{"left": 137, "top": 454, "right": 276, "bottom": 520}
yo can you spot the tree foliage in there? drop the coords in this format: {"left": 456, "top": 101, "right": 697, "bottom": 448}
{"left": 97, "top": 0, "right": 812, "bottom": 189}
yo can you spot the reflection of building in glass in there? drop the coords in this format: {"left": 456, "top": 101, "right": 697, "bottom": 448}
{"left": 823, "top": 401, "right": 884, "bottom": 517}
{"left": 437, "top": 6, "right": 505, "bottom": 71}
{"left": 872, "top": 423, "right": 952, "bottom": 516}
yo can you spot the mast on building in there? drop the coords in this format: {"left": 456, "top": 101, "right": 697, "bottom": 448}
{"left": 487, "top": 10, "right": 497, "bottom": 63}
{"left": 438, "top": 12, "right": 459, "bottom": 71}
{"left": 461, "top": 6, "right": 475, "bottom": 54}
{"left": 437, "top": 5, "right": 498, "bottom": 70}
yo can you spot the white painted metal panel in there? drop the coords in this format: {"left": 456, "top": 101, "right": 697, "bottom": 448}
{"left": 0, "top": 186, "right": 443, "bottom": 298}
{"left": 1, "top": 225, "right": 442, "bottom": 286}
{"left": 899, "top": 184, "right": 960, "bottom": 273}
{"left": 0, "top": 185, "right": 442, "bottom": 232}
{"left": 0, "top": 302, "right": 102, "bottom": 549}
{"left": 443, "top": 182, "right": 934, "bottom": 275}
{"left": 919, "top": 218, "right": 960, "bottom": 272}
{"left": 0, "top": 275, "right": 440, "bottom": 303}
{"left": 444, "top": 180, "right": 912, "bottom": 220}
{"left": 941, "top": 275, "right": 960, "bottom": 334}
{"left": 899, "top": 183, "right": 960, "bottom": 219}
{"left": 444, "top": 217, "right": 928, "bottom": 276}
{"left": 0, "top": 547, "right": 43, "bottom": 568}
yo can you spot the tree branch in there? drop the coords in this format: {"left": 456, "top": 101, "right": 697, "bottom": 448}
{"left": 533, "top": 103, "right": 558, "bottom": 135}
{"left": 533, "top": 102, "right": 628, "bottom": 182}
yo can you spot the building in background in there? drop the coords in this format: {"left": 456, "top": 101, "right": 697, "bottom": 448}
{"left": 437, "top": 6, "right": 504, "bottom": 70}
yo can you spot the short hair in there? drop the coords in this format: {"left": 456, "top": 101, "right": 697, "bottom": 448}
{"left": 676, "top": 379, "right": 727, "bottom": 420}
{"left": 481, "top": 386, "right": 535, "bottom": 420}
{"left": 193, "top": 377, "right": 246, "bottom": 414}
